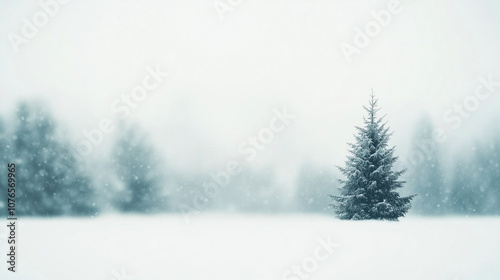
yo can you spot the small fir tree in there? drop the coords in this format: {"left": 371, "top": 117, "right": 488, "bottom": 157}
{"left": 330, "top": 93, "right": 415, "bottom": 220}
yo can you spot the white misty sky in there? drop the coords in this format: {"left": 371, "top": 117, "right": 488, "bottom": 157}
{"left": 1, "top": 0, "right": 499, "bottom": 186}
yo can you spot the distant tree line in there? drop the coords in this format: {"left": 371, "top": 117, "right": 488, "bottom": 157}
{"left": 0, "top": 101, "right": 170, "bottom": 216}
{"left": 0, "top": 100, "right": 287, "bottom": 217}
{"left": 0, "top": 101, "right": 499, "bottom": 216}
{"left": 292, "top": 116, "right": 500, "bottom": 216}
{"left": 406, "top": 115, "right": 500, "bottom": 215}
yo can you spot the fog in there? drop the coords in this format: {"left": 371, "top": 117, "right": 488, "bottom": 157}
{"left": 1, "top": 0, "right": 499, "bottom": 216}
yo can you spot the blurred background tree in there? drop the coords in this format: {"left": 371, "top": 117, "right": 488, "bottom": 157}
{"left": 111, "top": 122, "right": 168, "bottom": 213}
{"left": 13, "top": 101, "right": 97, "bottom": 216}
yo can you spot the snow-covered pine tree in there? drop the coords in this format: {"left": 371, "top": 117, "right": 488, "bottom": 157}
{"left": 330, "top": 93, "right": 415, "bottom": 220}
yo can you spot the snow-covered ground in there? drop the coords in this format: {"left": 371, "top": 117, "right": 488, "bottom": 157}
{"left": 1, "top": 214, "right": 499, "bottom": 280}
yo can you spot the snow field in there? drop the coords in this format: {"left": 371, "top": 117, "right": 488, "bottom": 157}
{"left": 0, "top": 214, "right": 499, "bottom": 280}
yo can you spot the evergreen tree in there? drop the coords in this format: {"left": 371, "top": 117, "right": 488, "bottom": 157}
{"left": 488, "top": 130, "right": 500, "bottom": 214}
{"left": 0, "top": 118, "right": 7, "bottom": 216}
{"left": 472, "top": 130, "right": 500, "bottom": 215}
{"left": 111, "top": 122, "right": 167, "bottom": 213}
{"left": 449, "top": 154, "right": 484, "bottom": 215}
{"left": 408, "top": 116, "right": 447, "bottom": 215}
{"left": 330, "top": 93, "right": 415, "bottom": 220}
{"left": 450, "top": 140, "right": 497, "bottom": 215}
{"left": 13, "top": 101, "right": 97, "bottom": 216}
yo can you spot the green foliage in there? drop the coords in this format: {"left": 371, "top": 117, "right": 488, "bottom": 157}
{"left": 330, "top": 94, "right": 415, "bottom": 220}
